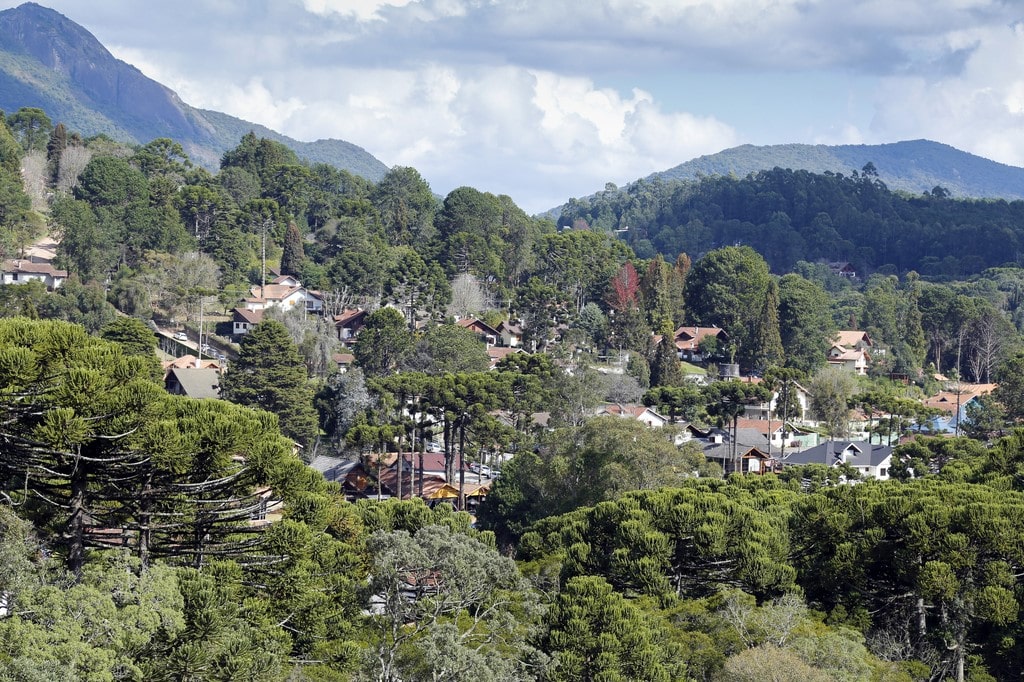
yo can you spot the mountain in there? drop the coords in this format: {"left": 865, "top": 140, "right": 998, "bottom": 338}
{"left": 652, "top": 140, "right": 1024, "bottom": 201}
{"left": 0, "top": 2, "right": 389, "bottom": 180}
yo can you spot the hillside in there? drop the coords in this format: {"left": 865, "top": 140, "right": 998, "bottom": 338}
{"left": 653, "top": 140, "right": 1024, "bottom": 201}
{"left": 0, "top": 2, "right": 389, "bottom": 180}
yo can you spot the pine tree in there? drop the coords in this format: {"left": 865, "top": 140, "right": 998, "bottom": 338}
{"left": 280, "top": 221, "right": 305, "bottom": 276}
{"left": 649, "top": 334, "right": 683, "bottom": 388}
{"left": 754, "top": 278, "right": 784, "bottom": 371}
{"left": 46, "top": 122, "right": 67, "bottom": 184}
{"left": 220, "top": 320, "right": 319, "bottom": 448}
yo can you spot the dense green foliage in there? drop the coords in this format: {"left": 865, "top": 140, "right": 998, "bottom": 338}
{"left": 559, "top": 167, "right": 1024, "bottom": 279}
{"left": 9, "top": 101, "right": 1024, "bottom": 682}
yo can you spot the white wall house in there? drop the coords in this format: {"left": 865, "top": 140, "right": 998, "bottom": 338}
{"left": 1, "top": 259, "right": 67, "bottom": 290}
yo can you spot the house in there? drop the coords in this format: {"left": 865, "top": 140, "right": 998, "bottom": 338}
{"left": 162, "top": 355, "right": 221, "bottom": 374}
{"left": 828, "top": 345, "right": 870, "bottom": 375}
{"left": 456, "top": 317, "right": 501, "bottom": 347}
{"left": 232, "top": 307, "right": 264, "bottom": 336}
{"left": 332, "top": 352, "right": 355, "bottom": 373}
{"left": 269, "top": 274, "right": 301, "bottom": 287}
{"left": 734, "top": 417, "right": 788, "bottom": 450}
{"left": 699, "top": 427, "right": 778, "bottom": 475}
{"left": 922, "top": 382, "right": 997, "bottom": 433}
{"left": 309, "top": 455, "right": 392, "bottom": 501}
{"left": 497, "top": 320, "right": 523, "bottom": 348}
{"left": 1, "top": 259, "right": 68, "bottom": 290}
{"left": 244, "top": 282, "right": 323, "bottom": 314}
{"left": 740, "top": 378, "right": 813, "bottom": 422}
{"left": 334, "top": 308, "right": 369, "bottom": 344}
{"left": 780, "top": 440, "right": 893, "bottom": 480}
{"left": 164, "top": 367, "right": 221, "bottom": 400}
{"left": 834, "top": 330, "right": 873, "bottom": 352}
{"left": 673, "top": 326, "right": 729, "bottom": 361}
{"left": 828, "top": 262, "right": 857, "bottom": 279}
{"left": 598, "top": 404, "right": 671, "bottom": 428}
{"left": 487, "top": 346, "right": 522, "bottom": 369}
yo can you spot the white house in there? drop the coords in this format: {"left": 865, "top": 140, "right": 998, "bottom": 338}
{"left": 1, "top": 259, "right": 67, "bottom": 290}
{"left": 232, "top": 308, "right": 264, "bottom": 336}
{"left": 244, "top": 282, "right": 323, "bottom": 313}
{"left": 828, "top": 346, "right": 870, "bottom": 375}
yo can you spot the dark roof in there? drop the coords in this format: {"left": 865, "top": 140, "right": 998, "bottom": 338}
{"left": 782, "top": 441, "right": 892, "bottom": 467}
{"left": 456, "top": 317, "right": 501, "bottom": 338}
{"left": 2, "top": 259, "right": 67, "bottom": 277}
{"left": 333, "top": 308, "right": 368, "bottom": 327}
{"left": 233, "top": 308, "right": 264, "bottom": 324}
{"left": 309, "top": 455, "right": 362, "bottom": 483}
{"left": 165, "top": 367, "right": 220, "bottom": 400}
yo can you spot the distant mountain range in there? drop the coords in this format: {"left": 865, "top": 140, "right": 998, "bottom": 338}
{"left": 0, "top": 2, "right": 389, "bottom": 180}
{"left": 650, "top": 140, "right": 1024, "bottom": 201}
{"left": 1, "top": 3, "right": 1021, "bottom": 209}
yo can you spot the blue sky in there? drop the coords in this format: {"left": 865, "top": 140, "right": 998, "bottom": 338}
{"left": 2, "top": 0, "right": 1023, "bottom": 213}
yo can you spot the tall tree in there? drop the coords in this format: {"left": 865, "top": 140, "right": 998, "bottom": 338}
{"left": 649, "top": 334, "right": 683, "bottom": 388}
{"left": 808, "top": 366, "right": 858, "bottom": 438}
{"left": 280, "top": 221, "right": 305, "bottom": 276}
{"left": 219, "top": 319, "right": 319, "bottom": 448}
{"left": 364, "top": 524, "right": 542, "bottom": 682}
{"left": 371, "top": 165, "right": 437, "bottom": 246}
{"left": 777, "top": 273, "right": 833, "bottom": 373}
{"left": 6, "top": 107, "right": 51, "bottom": 152}
{"left": 353, "top": 307, "right": 414, "bottom": 377}
{"left": 753, "top": 278, "right": 784, "bottom": 371}
{"left": 685, "top": 246, "right": 772, "bottom": 370}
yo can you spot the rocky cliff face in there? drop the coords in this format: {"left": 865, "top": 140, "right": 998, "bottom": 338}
{"left": 0, "top": 2, "right": 209, "bottom": 142}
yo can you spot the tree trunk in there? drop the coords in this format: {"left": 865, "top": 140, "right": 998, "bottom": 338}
{"left": 138, "top": 473, "right": 153, "bottom": 570}
{"left": 458, "top": 415, "right": 467, "bottom": 511}
{"left": 66, "top": 461, "right": 87, "bottom": 580}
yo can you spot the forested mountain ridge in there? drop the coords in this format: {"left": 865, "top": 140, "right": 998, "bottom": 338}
{"left": 558, "top": 165, "right": 1024, "bottom": 279}
{"left": 654, "top": 139, "right": 1024, "bottom": 201}
{"left": 0, "top": 2, "right": 389, "bottom": 180}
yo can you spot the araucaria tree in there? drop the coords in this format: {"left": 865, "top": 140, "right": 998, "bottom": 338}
{"left": 219, "top": 319, "right": 319, "bottom": 448}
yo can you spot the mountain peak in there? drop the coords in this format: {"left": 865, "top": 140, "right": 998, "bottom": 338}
{"left": 651, "top": 140, "right": 1024, "bottom": 200}
{"left": 0, "top": 2, "right": 389, "bottom": 180}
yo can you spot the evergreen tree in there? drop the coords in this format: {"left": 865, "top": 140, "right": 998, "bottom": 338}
{"left": 685, "top": 246, "right": 771, "bottom": 370}
{"left": 219, "top": 319, "right": 319, "bottom": 448}
{"left": 280, "top": 221, "right": 305, "bottom": 277}
{"left": 777, "top": 273, "right": 833, "bottom": 373}
{"left": 46, "top": 121, "right": 67, "bottom": 183}
{"left": 545, "top": 575, "right": 681, "bottom": 681}
{"left": 353, "top": 307, "right": 414, "bottom": 377}
{"left": 649, "top": 334, "right": 683, "bottom": 388}
{"left": 753, "top": 278, "right": 784, "bottom": 371}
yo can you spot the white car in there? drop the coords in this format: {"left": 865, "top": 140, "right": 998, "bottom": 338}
{"left": 173, "top": 331, "right": 187, "bottom": 341}
{"left": 468, "top": 462, "right": 493, "bottom": 477}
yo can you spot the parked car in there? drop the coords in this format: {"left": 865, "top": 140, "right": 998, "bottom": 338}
{"left": 426, "top": 441, "right": 443, "bottom": 453}
{"left": 173, "top": 331, "right": 187, "bottom": 341}
{"left": 468, "top": 462, "right": 493, "bottom": 477}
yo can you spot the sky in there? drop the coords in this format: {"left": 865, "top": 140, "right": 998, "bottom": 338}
{"left": 3, "top": 0, "right": 1024, "bottom": 213}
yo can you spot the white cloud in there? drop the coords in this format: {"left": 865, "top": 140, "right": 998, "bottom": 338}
{"left": 302, "top": 0, "right": 415, "bottom": 21}
{"left": 266, "top": 63, "right": 735, "bottom": 211}
{"left": 870, "top": 22, "right": 1024, "bottom": 166}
